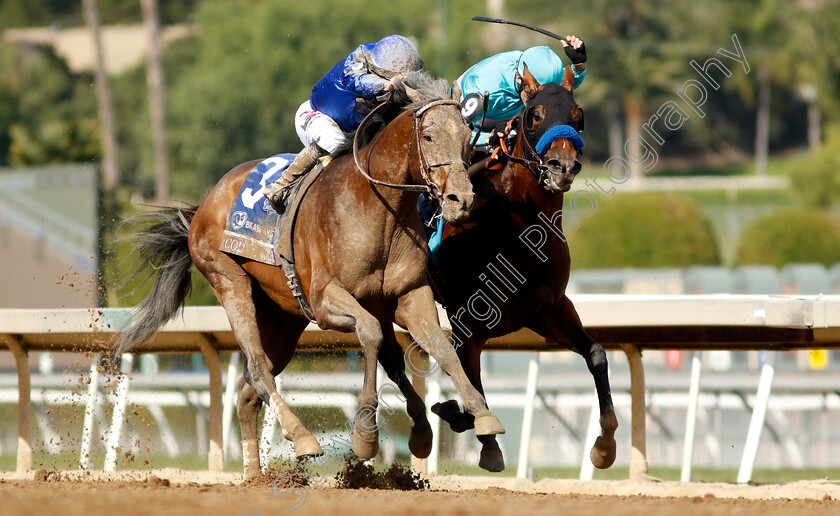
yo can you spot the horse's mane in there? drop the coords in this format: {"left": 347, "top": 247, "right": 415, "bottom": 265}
{"left": 338, "top": 70, "right": 453, "bottom": 153}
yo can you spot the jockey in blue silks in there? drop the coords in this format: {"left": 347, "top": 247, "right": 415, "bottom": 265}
{"left": 265, "top": 34, "right": 423, "bottom": 209}
{"left": 456, "top": 36, "right": 587, "bottom": 146}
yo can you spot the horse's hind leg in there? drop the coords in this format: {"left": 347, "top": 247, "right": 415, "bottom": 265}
{"left": 395, "top": 286, "right": 505, "bottom": 437}
{"left": 203, "top": 256, "right": 322, "bottom": 462}
{"left": 238, "top": 287, "right": 314, "bottom": 478}
{"left": 378, "top": 325, "right": 432, "bottom": 458}
{"left": 534, "top": 295, "right": 617, "bottom": 469}
{"left": 237, "top": 376, "right": 263, "bottom": 478}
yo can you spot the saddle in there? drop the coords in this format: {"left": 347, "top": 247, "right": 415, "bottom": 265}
{"left": 220, "top": 155, "right": 329, "bottom": 321}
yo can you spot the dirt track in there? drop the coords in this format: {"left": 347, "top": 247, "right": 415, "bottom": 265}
{"left": 2, "top": 471, "right": 839, "bottom": 516}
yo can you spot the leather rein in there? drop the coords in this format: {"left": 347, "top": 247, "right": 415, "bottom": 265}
{"left": 495, "top": 106, "right": 555, "bottom": 187}
{"left": 353, "top": 98, "right": 466, "bottom": 199}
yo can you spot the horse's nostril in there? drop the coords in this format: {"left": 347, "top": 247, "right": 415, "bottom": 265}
{"left": 445, "top": 193, "right": 460, "bottom": 203}
{"left": 546, "top": 159, "right": 562, "bottom": 170}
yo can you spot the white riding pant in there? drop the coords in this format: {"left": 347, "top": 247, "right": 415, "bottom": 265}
{"left": 294, "top": 100, "right": 352, "bottom": 154}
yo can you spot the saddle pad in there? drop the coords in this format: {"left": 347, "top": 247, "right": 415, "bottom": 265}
{"left": 220, "top": 154, "right": 296, "bottom": 265}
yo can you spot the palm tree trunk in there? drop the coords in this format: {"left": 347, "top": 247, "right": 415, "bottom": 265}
{"left": 83, "top": 0, "right": 120, "bottom": 307}
{"left": 481, "top": 0, "right": 506, "bottom": 51}
{"left": 754, "top": 66, "right": 771, "bottom": 176}
{"left": 624, "top": 98, "right": 644, "bottom": 185}
{"left": 608, "top": 99, "right": 623, "bottom": 158}
{"left": 807, "top": 100, "right": 821, "bottom": 150}
{"left": 82, "top": 0, "right": 119, "bottom": 191}
{"left": 142, "top": 0, "right": 170, "bottom": 202}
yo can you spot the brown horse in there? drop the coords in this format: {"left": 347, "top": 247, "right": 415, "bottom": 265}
{"left": 116, "top": 72, "right": 504, "bottom": 478}
{"left": 426, "top": 65, "right": 617, "bottom": 472}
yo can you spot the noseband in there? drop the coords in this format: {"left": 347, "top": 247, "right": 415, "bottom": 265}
{"left": 499, "top": 101, "right": 584, "bottom": 190}
{"left": 353, "top": 98, "right": 467, "bottom": 199}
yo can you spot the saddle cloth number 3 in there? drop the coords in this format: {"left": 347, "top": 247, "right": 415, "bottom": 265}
{"left": 240, "top": 156, "right": 289, "bottom": 209}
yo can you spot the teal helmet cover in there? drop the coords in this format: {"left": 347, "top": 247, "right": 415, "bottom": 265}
{"left": 516, "top": 46, "right": 565, "bottom": 86}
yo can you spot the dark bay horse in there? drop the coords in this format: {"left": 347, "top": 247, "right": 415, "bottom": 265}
{"left": 428, "top": 65, "right": 617, "bottom": 472}
{"left": 116, "top": 73, "right": 504, "bottom": 478}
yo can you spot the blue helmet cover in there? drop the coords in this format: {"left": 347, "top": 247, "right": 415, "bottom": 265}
{"left": 370, "top": 35, "right": 423, "bottom": 74}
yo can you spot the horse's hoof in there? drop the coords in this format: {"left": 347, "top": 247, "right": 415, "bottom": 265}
{"left": 474, "top": 415, "right": 505, "bottom": 436}
{"left": 432, "top": 400, "right": 475, "bottom": 433}
{"left": 244, "top": 464, "right": 262, "bottom": 479}
{"left": 478, "top": 447, "right": 505, "bottom": 472}
{"left": 241, "top": 438, "right": 261, "bottom": 478}
{"left": 293, "top": 434, "right": 323, "bottom": 458}
{"left": 590, "top": 435, "right": 617, "bottom": 469}
{"left": 431, "top": 399, "right": 460, "bottom": 422}
{"left": 351, "top": 429, "right": 379, "bottom": 459}
{"left": 408, "top": 423, "right": 433, "bottom": 459}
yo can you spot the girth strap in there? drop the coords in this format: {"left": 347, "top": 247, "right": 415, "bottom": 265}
{"left": 280, "top": 258, "right": 316, "bottom": 321}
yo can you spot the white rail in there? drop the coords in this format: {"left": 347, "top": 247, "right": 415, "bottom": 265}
{"left": 1, "top": 295, "right": 839, "bottom": 481}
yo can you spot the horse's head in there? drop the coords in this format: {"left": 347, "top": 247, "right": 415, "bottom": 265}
{"left": 410, "top": 99, "right": 474, "bottom": 224}
{"left": 397, "top": 74, "right": 474, "bottom": 225}
{"left": 353, "top": 72, "right": 475, "bottom": 224}
{"left": 516, "top": 64, "right": 585, "bottom": 193}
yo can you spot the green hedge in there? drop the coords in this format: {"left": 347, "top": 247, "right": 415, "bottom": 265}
{"left": 735, "top": 207, "right": 840, "bottom": 267}
{"left": 789, "top": 125, "right": 840, "bottom": 209}
{"left": 568, "top": 192, "right": 720, "bottom": 268}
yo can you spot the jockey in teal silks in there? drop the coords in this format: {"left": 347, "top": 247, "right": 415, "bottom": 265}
{"left": 422, "top": 36, "right": 588, "bottom": 266}
{"left": 264, "top": 34, "right": 423, "bottom": 209}
{"left": 456, "top": 35, "right": 587, "bottom": 146}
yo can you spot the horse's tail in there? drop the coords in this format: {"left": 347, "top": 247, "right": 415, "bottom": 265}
{"left": 113, "top": 206, "right": 197, "bottom": 355}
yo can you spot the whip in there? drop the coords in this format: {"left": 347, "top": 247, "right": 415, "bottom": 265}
{"left": 471, "top": 16, "right": 569, "bottom": 44}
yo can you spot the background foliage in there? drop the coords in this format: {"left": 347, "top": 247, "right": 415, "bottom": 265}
{"left": 735, "top": 207, "right": 840, "bottom": 267}
{"left": 1, "top": 0, "right": 839, "bottom": 283}
{"left": 568, "top": 192, "right": 721, "bottom": 268}
{"left": 2, "top": 0, "right": 839, "bottom": 192}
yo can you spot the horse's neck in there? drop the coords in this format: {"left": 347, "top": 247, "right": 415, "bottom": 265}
{"left": 351, "top": 116, "right": 416, "bottom": 223}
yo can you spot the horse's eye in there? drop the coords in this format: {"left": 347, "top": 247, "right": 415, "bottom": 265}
{"left": 423, "top": 134, "right": 433, "bottom": 142}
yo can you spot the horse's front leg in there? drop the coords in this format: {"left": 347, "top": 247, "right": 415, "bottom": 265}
{"left": 395, "top": 286, "right": 505, "bottom": 437}
{"left": 534, "top": 295, "right": 617, "bottom": 469}
{"left": 378, "top": 326, "right": 433, "bottom": 459}
{"left": 314, "top": 282, "right": 384, "bottom": 459}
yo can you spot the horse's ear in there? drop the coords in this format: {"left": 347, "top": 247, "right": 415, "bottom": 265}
{"left": 561, "top": 65, "right": 575, "bottom": 94}
{"left": 451, "top": 80, "right": 463, "bottom": 103}
{"left": 519, "top": 64, "right": 542, "bottom": 101}
{"left": 404, "top": 84, "right": 426, "bottom": 103}
{"left": 571, "top": 104, "right": 584, "bottom": 132}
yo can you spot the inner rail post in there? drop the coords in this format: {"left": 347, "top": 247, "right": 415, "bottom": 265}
{"left": 6, "top": 336, "right": 32, "bottom": 473}
{"left": 199, "top": 334, "right": 224, "bottom": 472}
{"left": 620, "top": 343, "right": 649, "bottom": 482}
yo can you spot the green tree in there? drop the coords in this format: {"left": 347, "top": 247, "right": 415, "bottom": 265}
{"left": 0, "top": 0, "right": 199, "bottom": 29}
{"left": 164, "top": 0, "right": 436, "bottom": 199}
{"left": 0, "top": 43, "right": 99, "bottom": 165}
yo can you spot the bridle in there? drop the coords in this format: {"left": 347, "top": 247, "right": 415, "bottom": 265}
{"left": 496, "top": 101, "right": 583, "bottom": 190}
{"left": 353, "top": 98, "right": 468, "bottom": 200}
